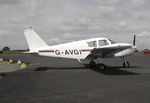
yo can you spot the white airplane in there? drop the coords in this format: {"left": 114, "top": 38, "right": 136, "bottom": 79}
{"left": 24, "top": 28, "right": 136, "bottom": 70}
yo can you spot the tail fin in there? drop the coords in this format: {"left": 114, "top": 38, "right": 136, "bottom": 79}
{"left": 24, "top": 28, "right": 48, "bottom": 52}
{"left": 133, "top": 35, "right": 136, "bottom": 46}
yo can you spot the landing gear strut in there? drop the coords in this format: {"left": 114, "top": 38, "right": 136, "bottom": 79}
{"left": 123, "top": 61, "right": 130, "bottom": 68}
{"left": 89, "top": 61, "right": 96, "bottom": 67}
{"left": 122, "top": 57, "right": 130, "bottom": 68}
{"left": 89, "top": 60, "right": 106, "bottom": 71}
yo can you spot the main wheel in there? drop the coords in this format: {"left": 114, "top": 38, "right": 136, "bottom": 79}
{"left": 89, "top": 61, "right": 96, "bottom": 67}
{"left": 98, "top": 63, "right": 106, "bottom": 71}
{"left": 123, "top": 61, "right": 130, "bottom": 68}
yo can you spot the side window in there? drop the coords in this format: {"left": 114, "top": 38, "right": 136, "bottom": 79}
{"left": 87, "top": 41, "right": 97, "bottom": 47}
{"left": 99, "top": 40, "right": 109, "bottom": 46}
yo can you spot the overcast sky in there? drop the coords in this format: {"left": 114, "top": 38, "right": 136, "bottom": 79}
{"left": 0, "top": 0, "right": 150, "bottom": 50}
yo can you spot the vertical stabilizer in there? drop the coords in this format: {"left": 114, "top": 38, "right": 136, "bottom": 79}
{"left": 24, "top": 28, "right": 48, "bottom": 52}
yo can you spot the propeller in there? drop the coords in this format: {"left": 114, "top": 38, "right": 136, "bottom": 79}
{"left": 133, "top": 35, "right": 136, "bottom": 46}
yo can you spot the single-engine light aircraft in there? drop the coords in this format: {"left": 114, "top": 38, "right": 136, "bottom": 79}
{"left": 24, "top": 28, "right": 136, "bottom": 70}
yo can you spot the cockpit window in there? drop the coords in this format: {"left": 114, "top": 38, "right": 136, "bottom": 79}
{"left": 99, "top": 40, "right": 109, "bottom": 46}
{"left": 87, "top": 41, "right": 97, "bottom": 47}
{"left": 108, "top": 39, "right": 116, "bottom": 44}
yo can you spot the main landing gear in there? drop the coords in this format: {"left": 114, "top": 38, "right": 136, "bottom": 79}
{"left": 89, "top": 57, "right": 130, "bottom": 71}
{"left": 89, "top": 61, "right": 106, "bottom": 71}
{"left": 89, "top": 61, "right": 96, "bottom": 67}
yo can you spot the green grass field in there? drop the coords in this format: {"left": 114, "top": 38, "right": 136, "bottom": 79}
{"left": 134, "top": 52, "right": 145, "bottom": 55}
{"left": 2, "top": 51, "right": 23, "bottom": 54}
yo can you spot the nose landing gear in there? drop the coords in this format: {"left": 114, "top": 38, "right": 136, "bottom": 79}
{"left": 123, "top": 61, "right": 130, "bottom": 68}
{"left": 122, "top": 57, "right": 130, "bottom": 68}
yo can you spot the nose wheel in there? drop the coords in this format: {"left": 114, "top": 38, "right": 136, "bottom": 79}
{"left": 122, "top": 57, "right": 130, "bottom": 68}
{"left": 123, "top": 61, "right": 130, "bottom": 68}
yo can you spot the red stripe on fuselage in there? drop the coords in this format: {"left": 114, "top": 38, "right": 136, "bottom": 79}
{"left": 39, "top": 49, "right": 92, "bottom": 54}
{"left": 39, "top": 50, "right": 54, "bottom": 53}
{"left": 81, "top": 49, "right": 92, "bottom": 52}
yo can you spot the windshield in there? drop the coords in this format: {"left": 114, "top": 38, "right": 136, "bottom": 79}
{"left": 108, "top": 39, "right": 116, "bottom": 44}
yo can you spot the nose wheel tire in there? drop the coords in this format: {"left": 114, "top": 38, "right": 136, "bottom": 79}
{"left": 123, "top": 61, "right": 130, "bottom": 68}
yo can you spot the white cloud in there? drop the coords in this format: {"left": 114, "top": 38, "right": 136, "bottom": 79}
{"left": 0, "top": 30, "right": 11, "bottom": 36}
{"left": 0, "top": 0, "right": 150, "bottom": 49}
{"left": 118, "top": 21, "right": 127, "bottom": 28}
{"left": 48, "top": 38, "right": 61, "bottom": 45}
{"left": 132, "top": 0, "right": 144, "bottom": 6}
{"left": 137, "top": 31, "right": 150, "bottom": 38}
{"left": 94, "top": 0, "right": 119, "bottom": 5}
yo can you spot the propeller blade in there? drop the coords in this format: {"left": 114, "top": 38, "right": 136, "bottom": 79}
{"left": 133, "top": 35, "right": 136, "bottom": 46}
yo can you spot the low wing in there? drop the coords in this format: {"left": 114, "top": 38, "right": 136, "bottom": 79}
{"left": 86, "top": 44, "right": 132, "bottom": 59}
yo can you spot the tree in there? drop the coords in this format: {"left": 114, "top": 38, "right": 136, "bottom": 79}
{"left": 2, "top": 46, "right": 10, "bottom": 51}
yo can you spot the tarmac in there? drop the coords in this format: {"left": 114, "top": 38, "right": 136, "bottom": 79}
{"left": 0, "top": 62, "right": 21, "bottom": 73}
{"left": 0, "top": 54, "right": 150, "bottom": 103}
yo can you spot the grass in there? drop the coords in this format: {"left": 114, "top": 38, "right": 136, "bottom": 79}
{"left": 134, "top": 52, "right": 145, "bottom": 55}
{"left": 2, "top": 51, "right": 23, "bottom": 54}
